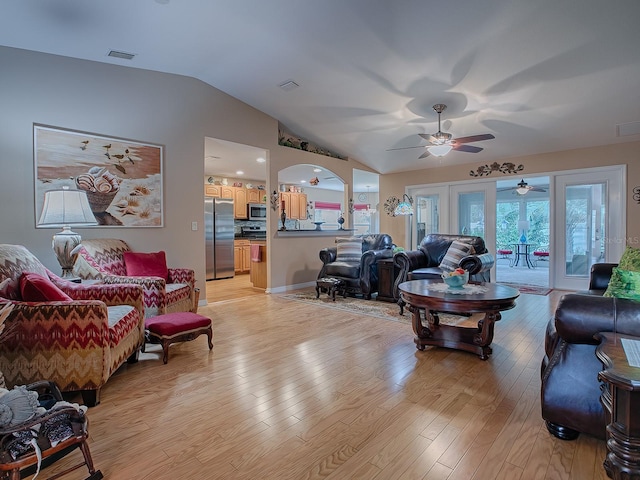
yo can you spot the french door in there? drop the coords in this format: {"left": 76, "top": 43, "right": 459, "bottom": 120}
{"left": 554, "top": 168, "right": 625, "bottom": 290}
{"left": 409, "top": 182, "right": 495, "bottom": 254}
{"left": 408, "top": 165, "right": 624, "bottom": 290}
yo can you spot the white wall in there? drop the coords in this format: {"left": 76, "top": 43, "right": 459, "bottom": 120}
{"left": 0, "top": 46, "right": 377, "bottom": 293}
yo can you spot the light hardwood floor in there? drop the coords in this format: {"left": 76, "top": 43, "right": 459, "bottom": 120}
{"left": 45, "top": 288, "right": 609, "bottom": 480}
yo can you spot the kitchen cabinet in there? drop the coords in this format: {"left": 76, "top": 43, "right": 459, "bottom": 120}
{"left": 297, "top": 193, "right": 307, "bottom": 219}
{"left": 234, "top": 239, "right": 251, "bottom": 273}
{"left": 221, "top": 186, "right": 235, "bottom": 199}
{"left": 205, "top": 185, "right": 221, "bottom": 197}
{"left": 247, "top": 188, "right": 264, "bottom": 204}
{"left": 205, "top": 184, "right": 266, "bottom": 217}
{"left": 234, "top": 188, "right": 248, "bottom": 219}
{"left": 279, "top": 192, "right": 307, "bottom": 220}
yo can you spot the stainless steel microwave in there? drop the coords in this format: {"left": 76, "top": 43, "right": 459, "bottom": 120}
{"left": 247, "top": 203, "right": 267, "bottom": 220}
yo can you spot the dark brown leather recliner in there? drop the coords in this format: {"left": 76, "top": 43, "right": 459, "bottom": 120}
{"left": 541, "top": 263, "right": 640, "bottom": 440}
{"left": 392, "top": 234, "right": 495, "bottom": 306}
{"left": 318, "top": 234, "right": 393, "bottom": 299}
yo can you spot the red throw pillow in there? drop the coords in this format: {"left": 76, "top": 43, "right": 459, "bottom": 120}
{"left": 20, "top": 272, "right": 72, "bottom": 302}
{"left": 123, "top": 251, "right": 168, "bottom": 280}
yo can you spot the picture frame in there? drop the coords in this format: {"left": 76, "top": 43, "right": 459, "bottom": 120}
{"left": 34, "top": 124, "right": 164, "bottom": 227}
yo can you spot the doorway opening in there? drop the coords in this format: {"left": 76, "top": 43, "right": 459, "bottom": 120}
{"left": 495, "top": 176, "right": 550, "bottom": 287}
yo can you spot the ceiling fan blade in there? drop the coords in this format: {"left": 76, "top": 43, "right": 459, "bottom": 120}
{"left": 418, "top": 133, "right": 438, "bottom": 143}
{"left": 453, "top": 144, "right": 483, "bottom": 153}
{"left": 453, "top": 133, "right": 495, "bottom": 144}
{"left": 386, "top": 145, "right": 425, "bottom": 151}
{"left": 418, "top": 150, "right": 431, "bottom": 159}
{"left": 530, "top": 187, "right": 547, "bottom": 192}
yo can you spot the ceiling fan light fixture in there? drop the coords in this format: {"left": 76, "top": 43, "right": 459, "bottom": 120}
{"left": 515, "top": 179, "right": 531, "bottom": 195}
{"left": 427, "top": 144, "right": 453, "bottom": 157}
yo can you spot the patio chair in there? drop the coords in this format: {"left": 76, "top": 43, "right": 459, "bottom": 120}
{"left": 532, "top": 245, "right": 549, "bottom": 267}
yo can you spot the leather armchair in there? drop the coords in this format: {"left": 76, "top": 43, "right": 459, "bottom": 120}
{"left": 0, "top": 244, "right": 145, "bottom": 407}
{"left": 541, "top": 263, "right": 640, "bottom": 440}
{"left": 72, "top": 238, "right": 195, "bottom": 318}
{"left": 318, "top": 234, "right": 393, "bottom": 299}
{"left": 393, "top": 233, "right": 495, "bottom": 303}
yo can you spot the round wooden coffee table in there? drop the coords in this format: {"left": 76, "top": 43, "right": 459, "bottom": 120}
{"left": 398, "top": 280, "right": 519, "bottom": 359}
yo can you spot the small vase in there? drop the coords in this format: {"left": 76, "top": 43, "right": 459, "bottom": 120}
{"left": 280, "top": 209, "right": 287, "bottom": 231}
{"left": 337, "top": 215, "right": 345, "bottom": 230}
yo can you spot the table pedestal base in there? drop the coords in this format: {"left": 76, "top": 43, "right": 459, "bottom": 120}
{"left": 409, "top": 306, "right": 500, "bottom": 360}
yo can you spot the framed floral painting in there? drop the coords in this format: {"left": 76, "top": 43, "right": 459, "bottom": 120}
{"left": 34, "top": 124, "right": 163, "bottom": 227}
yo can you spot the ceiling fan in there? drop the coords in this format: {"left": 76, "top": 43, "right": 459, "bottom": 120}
{"left": 498, "top": 179, "right": 547, "bottom": 195}
{"left": 388, "top": 104, "right": 495, "bottom": 158}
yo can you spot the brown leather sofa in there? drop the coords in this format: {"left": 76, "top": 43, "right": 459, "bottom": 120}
{"left": 392, "top": 234, "right": 495, "bottom": 307}
{"left": 541, "top": 263, "right": 640, "bottom": 440}
{"left": 318, "top": 234, "right": 393, "bottom": 299}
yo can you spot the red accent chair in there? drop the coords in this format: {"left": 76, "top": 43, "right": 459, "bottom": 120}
{"left": 72, "top": 238, "right": 195, "bottom": 318}
{"left": 0, "top": 244, "right": 145, "bottom": 407}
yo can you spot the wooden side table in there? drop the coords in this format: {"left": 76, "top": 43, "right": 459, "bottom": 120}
{"left": 595, "top": 332, "right": 640, "bottom": 479}
{"left": 376, "top": 258, "right": 398, "bottom": 303}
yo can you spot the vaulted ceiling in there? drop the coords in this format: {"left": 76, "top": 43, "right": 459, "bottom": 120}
{"left": 2, "top": 0, "right": 639, "bottom": 177}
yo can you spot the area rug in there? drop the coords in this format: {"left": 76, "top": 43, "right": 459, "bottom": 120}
{"left": 279, "top": 288, "right": 475, "bottom": 326}
{"left": 500, "top": 283, "right": 552, "bottom": 296}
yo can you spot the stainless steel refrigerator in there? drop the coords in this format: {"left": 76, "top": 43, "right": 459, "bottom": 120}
{"left": 205, "top": 197, "right": 235, "bottom": 280}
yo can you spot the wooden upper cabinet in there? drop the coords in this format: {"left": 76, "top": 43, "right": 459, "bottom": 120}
{"left": 279, "top": 192, "right": 291, "bottom": 216}
{"left": 279, "top": 192, "right": 307, "bottom": 220}
{"left": 247, "top": 188, "right": 261, "bottom": 204}
{"left": 205, "top": 185, "right": 221, "bottom": 197}
{"left": 234, "top": 188, "right": 248, "bottom": 218}
{"left": 220, "top": 186, "right": 235, "bottom": 199}
{"left": 298, "top": 193, "right": 308, "bottom": 219}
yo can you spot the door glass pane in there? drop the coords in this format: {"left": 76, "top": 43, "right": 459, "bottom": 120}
{"left": 458, "top": 192, "right": 485, "bottom": 238}
{"left": 565, "top": 183, "right": 606, "bottom": 276}
{"left": 415, "top": 195, "right": 439, "bottom": 245}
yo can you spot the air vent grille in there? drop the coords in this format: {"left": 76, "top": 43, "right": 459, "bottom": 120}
{"left": 616, "top": 121, "right": 640, "bottom": 137}
{"left": 278, "top": 80, "right": 299, "bottom": 92}
{"left": 107, "top": 50, "right": 135, "bottom": 60}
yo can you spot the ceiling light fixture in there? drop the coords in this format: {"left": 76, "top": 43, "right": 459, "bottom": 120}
{"left": 515, "top": 179, "right": 532, "bottom": 195}
{"left": 427, "top": 144, "right": 453, "bottom": 157}
{"left": 236, "top": 170, "right": 244, "bottom": 175}
{"left": 256, "top": 157, "right": 266, "bottom": 163}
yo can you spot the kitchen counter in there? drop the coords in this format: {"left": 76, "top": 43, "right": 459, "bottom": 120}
{"left": 276, "top": 229, "right": 355, "bottom": 237}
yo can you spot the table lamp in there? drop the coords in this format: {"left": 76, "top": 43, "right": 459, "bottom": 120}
{"left": 394, "top": 194, "right": 414, "bottom": 248}
{"left": 37, "top": 186, "right": 98, "bottom": 278}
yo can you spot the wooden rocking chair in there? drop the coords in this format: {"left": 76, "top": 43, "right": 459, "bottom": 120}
{"left": 0, "top": 381, "right": 102, "bottom": 480}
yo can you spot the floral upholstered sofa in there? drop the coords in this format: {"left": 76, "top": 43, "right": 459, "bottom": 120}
{"left": 0, "top": 244, "right": 145, "bottom": 406}
{"left": 72, "top": 238, "right": 195, "bottom": 318}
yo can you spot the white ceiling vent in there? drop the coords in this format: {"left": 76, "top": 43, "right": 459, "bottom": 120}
{"left": 107, "top": 50, "right": 136, "bottom": 60}
{"left": 616, "top": 121, "right": 640, "bottom": 137}
{"left": 278, "top": 80, "right": 299, "bottom": 92}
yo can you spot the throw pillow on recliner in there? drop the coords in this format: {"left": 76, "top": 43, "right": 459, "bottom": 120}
{"left": 335, "top": 237, "right": 363, "bottom": 263}
{"left": 439, "top": 240, "right": 475, "bottom": 272}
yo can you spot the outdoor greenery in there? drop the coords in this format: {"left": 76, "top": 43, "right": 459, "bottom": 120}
{"left": 497, "top": 200, "right": 549, "bottom": 249}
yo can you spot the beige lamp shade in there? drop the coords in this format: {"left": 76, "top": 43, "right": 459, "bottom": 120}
{"left": 38, "top": 188, "right": 97, "bottom": 278}
{"left": 38, "top": 188, "right": 97, "bottom": 227}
